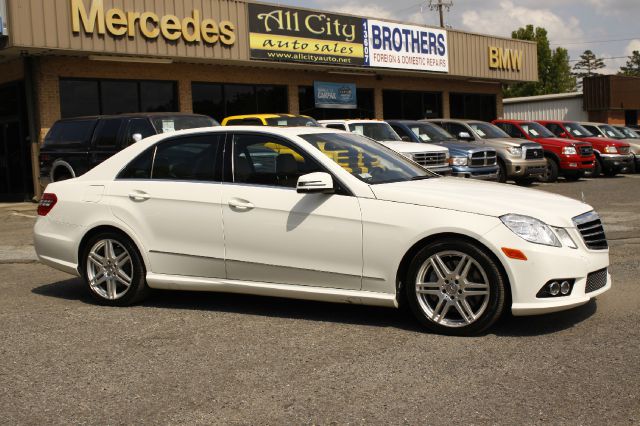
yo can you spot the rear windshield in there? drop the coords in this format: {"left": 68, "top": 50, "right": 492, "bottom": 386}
{"left": 265, "top": 117, "right": 319, "bottom": 127}
{"left": 44, "top": 120, "right": 97, "bottom": 145}
{"left": 151, "top": 116, "right": 219, "bottom": 133}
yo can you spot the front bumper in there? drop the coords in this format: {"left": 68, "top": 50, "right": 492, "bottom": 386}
{"left": 504, "top": 157, "right": 547, "bottom": 178}
{"left": 600, "top": 153, "right": 634, "bottom": 171}
{"left": 482, "top": 223, "right": 611, "bottom": 316}
{"left": 427, "top": 165, "right": 453, "bottom": 176}
{"left": 452, "top": 165, "right": 499, "bottom": 180}
{"left": 559, "top": 154, "right": 595, "bottom": 171}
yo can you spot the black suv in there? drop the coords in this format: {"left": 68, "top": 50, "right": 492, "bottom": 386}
{"left": 39, "top": 113, "right": 218, "bottom": 185}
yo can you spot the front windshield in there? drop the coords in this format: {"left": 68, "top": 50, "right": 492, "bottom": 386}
{"left": 521, "top": 122, "right": 555, "bottom": 138}
{"left": 152, "top": 116, "right": 218, "bottom": 133}
{"left": 300, "top": 132, "right": 433, "bottom": 185}
{"left": 348, "top": 122, "right": 402, "bottom": 141}
{"left": 565, "top": 123, "right": 594, "bottom": 137}
{"left": 599, "top": 125, "right": 626, "bottom": 139}
{"left": 468, "top": 122, "right": 510, "bottom": 139}
{"left": 616, "top": 126, "right": 640, "bottom": 139}
{"left": 407, "top": 123, "right": 455, "bottom": 143}
{"left": 265, "top": 117, "right": 319, "bottom": 127}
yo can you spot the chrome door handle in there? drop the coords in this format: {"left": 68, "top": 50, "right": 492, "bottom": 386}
{"left": 228, "top": 198, "right": 254, "bottom": 211}
{"left": 128, "top": 191, "right": 150, "bottom": 202}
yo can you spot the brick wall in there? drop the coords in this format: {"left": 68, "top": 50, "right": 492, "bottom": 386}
{"left": 0, "top": 59, "right": 24, "bottom": 85}
{"left": 588, "top": 110, "right": 628, "bottom": 125}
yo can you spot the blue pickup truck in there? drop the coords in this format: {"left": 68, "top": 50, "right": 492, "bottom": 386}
{"left": 387, "top": 120, "right": 499, "bottom": 180}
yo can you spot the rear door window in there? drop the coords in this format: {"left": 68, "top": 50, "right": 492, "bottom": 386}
{"left": 44, "top": 120, "right": 97, "bottom": 147}
{"left": 93, "top": 119, "right": 124, "bottom": 150}
{"left": 152, "top": 134, "right": 223, "bottom": 181}
{"left": 544, "top": 123, "right": 565, "bottom": 136}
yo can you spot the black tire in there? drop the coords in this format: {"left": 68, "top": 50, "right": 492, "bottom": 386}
{"left": 591, "top": 158, "right": 602, "bottom": 178}
{"left": 53, "top": 167, "right": 73, "bottom": 182}
{"left": 404, "top": 238, "right": 507, "bottom": 336}
{"left": 514, "top": 178, "right": 536, "bottom": 186}
{"left": 540, "top": 157, "right": 559, "bottom": 183}
{"left": 603, "top": 167, "right": 619, "bottom": 177}
{"left": 497, "top": 160, "right": 507, "bottom": 183}
{"left": 80, "top": 231, "right": 150, "bottom": 306}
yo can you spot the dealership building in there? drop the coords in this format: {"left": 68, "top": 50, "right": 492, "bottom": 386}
{"left": 0, "top": 0, "right": 538, "bottom": 200}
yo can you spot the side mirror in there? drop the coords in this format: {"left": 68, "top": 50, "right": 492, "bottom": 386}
{"left": 401, "top": 135, "right": 412, "bottom": 142}
{"left": 296, "top": 172, "right": 334, "bottom": 194}
{"left": 559, "top": 132, "right": 569, "bottom": 138}
{"left": 132, "top": 133, "right": 143, "bottom": 143}
{"left": 458, "top": 131, "right": 472, "bottom": 141}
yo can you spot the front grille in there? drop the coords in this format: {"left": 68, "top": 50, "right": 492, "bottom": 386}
{"left": 585, "top": 268, "right": 608, "bottom": 293}
{"left": 579, "top": 145, "right": 593, "bottom": 156}
{"left": 412, "top": 152, "right": 446, "bottom": 167}
{"left": 525, "top": 147, "right": 544, "bottom": 160}
{"left": 525, "top": 166, "right": 546, "bottom": 175}
{"left": 469, "top": 151, "right": 497, "bottom": 167}
{"left": 619, "top": 146, "right": 630, "bottom": 155}
{"left": 573, "top": 211, "right": 608, "bottom": 250}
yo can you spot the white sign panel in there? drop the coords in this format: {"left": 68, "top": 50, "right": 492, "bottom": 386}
{"left": 363, "top": 19, "right": 448, "bottom": 73}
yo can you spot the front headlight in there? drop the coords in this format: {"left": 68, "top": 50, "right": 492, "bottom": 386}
{"left": 450, "top": 156, "right": 468, "bottom": 166}
{"left": 562, "top": 146, "right": 577, "bottom": 155}
{"left": 507, "top": 146, "right": 523, "bottom": 157}
{"left": 604, "top": 146, "right": 618, "bottom": 154}
{"left": 500, "top": 214, "right": 561, "bottom": 247}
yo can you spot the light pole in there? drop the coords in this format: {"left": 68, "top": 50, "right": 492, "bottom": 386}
{"left": 426, "top": 0, "right": 454, "bottom": 28}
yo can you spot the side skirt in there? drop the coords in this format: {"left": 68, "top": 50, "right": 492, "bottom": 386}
{"left": 146, "top": 273, "right": 398, "bottom": 308}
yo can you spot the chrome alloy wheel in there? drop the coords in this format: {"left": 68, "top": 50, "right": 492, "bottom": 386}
{"left": 86, "top": 239, "right": 134, "bottom": 300}
{"left": 415, "top": 251, "right": 490, "bottom": 328}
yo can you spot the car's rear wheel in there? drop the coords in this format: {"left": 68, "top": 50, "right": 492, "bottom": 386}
{"left": 81, "top": 231, "right": 149, "bottom": 306}
{"left": 404, "top": 239, "right": 506, "bottom": 336}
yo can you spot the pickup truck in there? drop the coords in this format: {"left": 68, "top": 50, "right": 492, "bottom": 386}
{"left": 318, "top": 119, "right": 452, "bottom": 175}
{"left": 582, "top": 122, "right": 640, "bottom": 173}
{"left": 425, "top": 119, "right": 547, "bottom": 185}
{"left": 387, "top": 120, "right": 498, "bottom": 180}
{"left": 537, "top": 120, "right": 633, "bottom": 177}
{"left": 493, "top": 119, "right": 595, "bottom": 182}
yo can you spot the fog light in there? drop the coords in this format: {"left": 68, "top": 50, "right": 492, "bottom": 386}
{"left": 560, "top": 281, "right": 571, "bottom": 295}
{"left": 549, "top": 281, "right": 560, "bottom": 296}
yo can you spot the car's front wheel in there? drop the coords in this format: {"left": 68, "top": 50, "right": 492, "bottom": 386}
{"left": 404, "top": 239, "right": 506, "bottom": 336}
{"left": 80, "top": 231, "right": 149, "bottom": 306}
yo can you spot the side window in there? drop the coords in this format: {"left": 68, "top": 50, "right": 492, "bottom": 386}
{"left": 118, "top": 146, "right": 155, "bottom": 179}
{"left": 124, "top": 118, "right": 156, "bottom": 146}
{"left": 499, "top": 123, "right": 525, "bottom": 138}
{"left": 152, "top": 134, "right": 223, "bottom": 181}
{"left": 93, "top": 119, "right": 124, "bottom": 149}
{"left": 582, "top": 125, "right": 599, "bottom": 136}
{"left": 232, "top": 134, "right": 322, "bottom": 188}
{"left": 226, "top": 118, "right": 263, "bottom": 126}
{"left": 545, "top": 123, "right": 563, "bottom": 136}
{"left": 391, "top": 125, "right": 411, "bottom": 141}
{"left": 447, "top": 123, "right": 469, "bottom": 138}
{"left": 44, "top": 120, "right": 97, "bottom": 146}
{"left": 325, "top": 124, "right": 347, "bottom": 131}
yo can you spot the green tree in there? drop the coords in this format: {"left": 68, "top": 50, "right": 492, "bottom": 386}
{"left": 619, "top": 50, "right": 640, "bottom": 77}
{"left": 503, "top": 25, "right": 576, "bottom": 97}
{"left": 573, "top": 50, "right": 605, "bottom": 88}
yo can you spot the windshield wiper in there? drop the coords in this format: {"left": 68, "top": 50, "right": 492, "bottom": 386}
{"left": 410, "top": 175, "right": 432, "bottom": 180}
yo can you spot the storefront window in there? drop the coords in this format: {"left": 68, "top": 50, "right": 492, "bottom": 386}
{"left": 383, "top": 90, "right": 442, "bottom": 120}
{"left": 298, "top": 86, "right": 375, "bottom": 120}
{"left": 450, "top": 93, "right": 497, "bottom": 122}
{"left": 192, "top": 83, "right": 288, "bottom": 122}
{"left": 60, "top": 79, "right": 177, "bottom": 118}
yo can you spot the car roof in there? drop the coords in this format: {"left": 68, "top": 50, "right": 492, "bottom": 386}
{"left": 224, "top": 113, "right": 314, "bottom": 120}
{"left": 55, "top": 112, "right": 213, "bottom": 122}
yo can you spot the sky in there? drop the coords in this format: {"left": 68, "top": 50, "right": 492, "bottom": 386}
{"left": 272, "top": 0, "right": 640, "bottom": 76}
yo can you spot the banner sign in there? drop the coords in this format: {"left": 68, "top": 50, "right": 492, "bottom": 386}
{"left": 314, "top": 81, "right": 357, "bottom": 109}
{"left": 0, "top": 0, "right": 7, "bottom": 36}
{"left": 248, "top": 4, "right": 365, "bottom": 66}
{"left": 363, "top": 19, "right": 448, "bottom": 72}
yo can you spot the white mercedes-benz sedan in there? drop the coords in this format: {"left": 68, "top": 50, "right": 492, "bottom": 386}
{"left": 34, "top": 127, "right": 611, "bottom": 335}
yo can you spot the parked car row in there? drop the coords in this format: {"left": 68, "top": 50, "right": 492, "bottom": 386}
{"left": 38, "top": 112, "right": 638, "bottom": 188}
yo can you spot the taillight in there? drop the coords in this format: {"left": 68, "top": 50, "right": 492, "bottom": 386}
{"left": 38, "top": 193, "right": 58, "bottom": 216}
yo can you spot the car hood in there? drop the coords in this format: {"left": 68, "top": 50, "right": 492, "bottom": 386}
{"left": 483, "top": 137, "right": 535, "bottom": 147}
{"left": 380, "top": 141, "right": 449, "bottom": 154}
{"left": 576, "top": 136, "right": 627, "bottom": 147}
{"left": 370, "top": 177, "right": 592, "bottom": 227}
{"left": 531, "top": 137, "right": 576, "bottom": 147}
{"left": 431, "top": 140, "right": 493, "bottom": 156}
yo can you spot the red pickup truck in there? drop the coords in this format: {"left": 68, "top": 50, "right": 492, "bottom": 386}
{"left": 536, "top": 120, "right": 633, "bottom": 177}
{"left": 493, "top": 119, "right": 595, "bottom": 182}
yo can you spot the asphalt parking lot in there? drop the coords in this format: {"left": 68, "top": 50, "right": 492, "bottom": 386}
{"left": 1, "top": 176, "right": 639, "bottom": 425}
